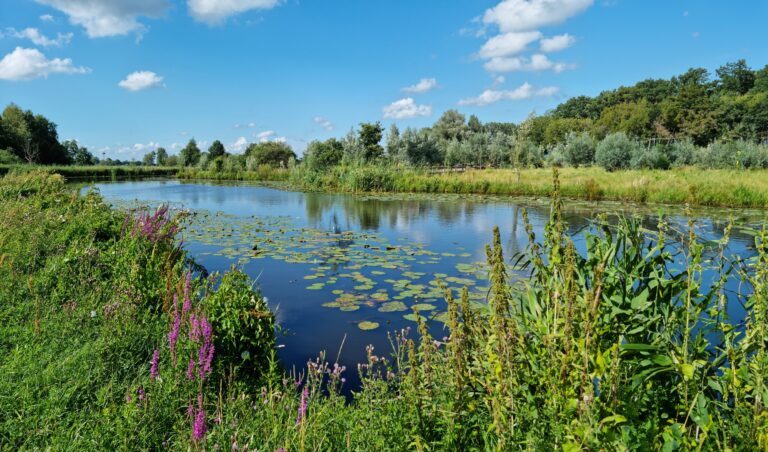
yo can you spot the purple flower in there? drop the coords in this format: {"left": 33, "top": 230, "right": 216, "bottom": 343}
{"left": 182, "top": 273, "right": 192, "bottom": 315}
{"left": 168, "top": 295, "right": 181, "bottom": 362}
{"left": 295, "top": 386, "right": 309, "bottom": 426}
{"left": 192, "top": 393, "right": 207, "bottom": 441}
{"left": 189, "top": 314, "right": 200, "bottom": 342}
{"left": 150, "top": 349, "right": 160, "bottom": 380}
{"left": 186, "top": 358, "right": 196, "bottom": 381}
{"left": 138, "top": 386, "right": 145, "bottom": 402}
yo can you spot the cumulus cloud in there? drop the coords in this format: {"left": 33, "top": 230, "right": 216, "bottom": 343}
{"left": 313, "top": 116, "right": 334, "bottom": 131}
{"left": 540, "top": 33, "right": 575, "bottom": 52}
{"left": 478, "top": 31, "right": 541, "bottom": 58}
{"left": 483, "top": 0, "right": 593, "bottom": 32}
{"left": 188, "top": 0, "right": 281, "bottom": 24}
{"left": 230, "top": 136, "right": 248, "bottom": 153}
{"left": 3, "top": 27, "right": 72, "bottom": 46}
{"left": 118, "top": 70, "right": 164, "bottom": 91}
{"left": 458, "top": 82, "right": 558, "bottom": 106}
{"left": 35, "top": 0, "right": 169, "bottom": 38}
{"left": 40, "top": 14, "right": 55, "bottom": 22}
{"left": 382, "top": 98, "right": 432, "bottom": 119}
{"left": 484, "top": 54, "right": 572, "bottom": 73}
{"left": 402, "top": 77, "right": 437, "bottom": 94}
{"left": 0, "top": 47, "right": 89, "bottom": 80}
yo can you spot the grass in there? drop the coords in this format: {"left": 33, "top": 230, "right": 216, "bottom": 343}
{"left": 0, "top": 164, "right": 179, "bottom": 180}
{"left": 177, "top": 165, "right": 290, "bottom": 182}
{"left": 292, "top": 165, "right": 768, "bottom": 208}
{"left": 2, "top": 169, "right": 768, "bottom": 449}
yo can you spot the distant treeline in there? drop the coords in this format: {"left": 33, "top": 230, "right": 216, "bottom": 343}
{"left": 3, "top": 59, "right": 766, "bottom": 172}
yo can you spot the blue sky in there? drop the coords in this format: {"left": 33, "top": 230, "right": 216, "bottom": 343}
{"left": 0, "top": 0, "right": 766, "bottom": 160}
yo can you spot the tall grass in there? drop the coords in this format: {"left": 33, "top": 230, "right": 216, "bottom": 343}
{"left": 0, "top": 164, "right": 179, "bottom": 180}
{"left": 2, "top": 170, "right": 768, "bottom": 449}
{"left": 291, "top": 164, "right": 768, "bottom": 208}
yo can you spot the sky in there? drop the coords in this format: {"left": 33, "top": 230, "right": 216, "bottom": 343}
{"left": 0, "top": 0, "right": 766, "bottom": 160}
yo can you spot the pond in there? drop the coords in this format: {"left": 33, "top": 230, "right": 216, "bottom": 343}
{"left": 91, "top": 179, "right": 766, "bottom": 391}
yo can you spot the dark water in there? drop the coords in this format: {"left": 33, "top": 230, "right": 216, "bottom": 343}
{"left": 91, "top": 179, "right": 766, "bottom": 391}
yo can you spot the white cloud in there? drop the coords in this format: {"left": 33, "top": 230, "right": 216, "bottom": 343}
{"left": 256, "top": 130, "right": 286, "bottom": 143}
{"left": 484, "top": 54, "right": 571, "bottom": 73}
{"left": 40, "top": 14, "right": 55, "bottom": 22}
{"left": 35, "top": 0, "right": 169, "bottom": 38}
{"left": 3, "top": 27, "right": 72, "bottom": 46}
{"left": 231, "top": 136, "right": 248, "bottom": 153}
{"left": 540, "top": 33, "right": 575, "bottom": 52}
{"left": 313, "top": 116, "right": 334, "bottom": 131}
{"left": 188, "top": 0, "right": 281, "bottom": 24}
{"left": 118, "top": 70, "right": 164, "bottom": 91}
{"left": 478, "top": 31, "right": 541, "bottom": 58}
{"left": 458, "top": 82, "right": 558, "bottom": 106}
{"left": 234, "top": 122, "right": 257, "bottom": 128}
{"left": 402, "top": 77, "right": 437, "bottom": 94}
{"left": 0, "top": 47, "right": 89, "bottom": 81}
{"left": 382, "top": 98, "right": 432, "bottom": 119}
{"left": 483, "top": 0, "right": 593, "bottom": 32}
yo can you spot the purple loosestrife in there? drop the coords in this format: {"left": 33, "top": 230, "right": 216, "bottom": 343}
{"left": 186, "top": 358, "right": 196, "bottom": 381}
{"left": 150, "top": 349, "right": 160, "bottom": 380}
{"left": 182, "top": 273, "right": 192, "bottom": 315}
{"left": 295, "top": 386, "right": 309, "bottom": 426}
{"left": 197, "top": 317, "right": 215, "bottom": 379}
{"left": 192, "top": 393, "right": 207, "bottom": 442}
{"left": 168, "top": 295, "right": 181, "bottom": 364}
{"left": 188, "top": 313, "right": 200, "bottom": 342}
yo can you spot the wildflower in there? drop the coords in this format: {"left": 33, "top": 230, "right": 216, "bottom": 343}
{"left": 168, "top": 295, "right": 181, "bottom": 362}
{"left": 150, "top": 349, "right": 160, "bottom": 380}
{"left": 187, "top": 358, "right": 196, "bottom": 380}
{"left": 182, "top": 273, "right": 192, "bottom": 315}
{"left": 126, "top": 394, "right": 132, "bottom": 404}
{"left": 295, "top": 386, "right": 309, "bottom": 426}
{"left": 138, "top": 386, "right": 145, "bottom": 402}
{"left": 192, "top": 393, "right": 207, "bottom": 441}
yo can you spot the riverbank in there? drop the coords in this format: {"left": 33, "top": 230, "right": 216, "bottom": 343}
{"left": 6, "top": 163, "right": 768, "bottom": 208}
{"left": 0, "top": 164, "right": 179, "bottom": 180}
{"left": 2, "top": 170, "right": 767, "bottom": 449}
{"left": 290, "top": 165, "right": 768, "bottom": 208}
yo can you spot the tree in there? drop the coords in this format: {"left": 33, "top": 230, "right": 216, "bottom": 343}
{"left": 595, "top": 133, "right": 642, "bottom": 171}
{"left": 179, "top": 139, "right": 202, "bottom": 167}
{"left": 358, "top": 122, "right": 384, "bottom": 162}
{"left": 562, "top": 132, "right": 596, "bottom": 167}
{"left": 432, "top": 110, "right": 467, "bottom": 142}
{"left": 468, "top": 114, "right": 483, "bottom": 133}
{"left": 716, "top": 59, "right": 755, "bottom": 95}
{"left": 385, "top": 124, "right": 401, "bottom": 156}
{"left": 63, "top": 140, "right": 96, "bottom": 165}
{"left": 142, "top": 151, "right": 156, "bottom": 166}
{"left": 596, "top": 100, "right": 654, "bottom": 139}
{"left": 304, "top": 139, "right": 343, "bottom": 169}
{"left": 208, "top": 140, "right": 226, "bottom": 160}
{"left": 397, "top": 128, "right": 442, "bottom": 166}
{"left": 156, "top": 147, "right": 168, "bottom": 166}
{"left": 244, "top": 141, "right": 296, "bottom": 167}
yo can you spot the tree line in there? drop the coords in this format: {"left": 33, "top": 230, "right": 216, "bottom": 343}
{"left": 303, "top": 59, "right": 768, "bottom": 171}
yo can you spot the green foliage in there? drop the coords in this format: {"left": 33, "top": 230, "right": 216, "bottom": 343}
{"left": 0, "top": 148, "right": 22, "bottom": 164}
{"left": 155, "top": 147, "right": 168, "bottom": 166}
{"left": 304, "top": 138, "right": 343, "bottom": 169}
{"left": 595, "top": 132, "right": 642, "bottom": 171}
{"left": 179, "top": 139, "right": 202, "bottom": 167}
{"left": 245, "top": 141, "right": 296, "bottom": 167}
{"left": 562, "top": 131, "right": 596, "bottom": 167}
{"left": 358, "top": 122, "right": 384, "bottom": 162}
{"left": 1, "top": 103, "right": 69, "bottom": 164}
{"left": 202, "top": 268, "right": 275, "bottom": 377}
{"left": 208, "top": 140, "right": 226, "bottom": 160}
{"left": 63, "top": 139, "right": 97, "bottom": 165}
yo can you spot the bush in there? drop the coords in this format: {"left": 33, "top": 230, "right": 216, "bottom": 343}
{"left": 630, "top": 146, "right": 670, "bottom": 170}
{"left": 595, "top": 132, "right": 642, "bottom": 171}
{"left": 202, "top": 269, "right": 275, "bottom": 378}
{"left": 562, "top": 132, "right": 595, "bottom": 167}
{"left": 666, "top": 140, "right": 696, "bottom": 167}
{"left": 692, "top": 141, "right": 768, "bottom": 169}
{"left": 0, "top": 149, "right": 21, "bottom": 164}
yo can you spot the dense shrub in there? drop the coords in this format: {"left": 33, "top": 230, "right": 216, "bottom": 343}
{"left": 595, "top": 132, "right": 642, "bottom": 171}
{"left": 630, "top": 146, "right": 671, "bottom": 170}
{"left": 562, "top": 131, "right": 596, "bottom": 167}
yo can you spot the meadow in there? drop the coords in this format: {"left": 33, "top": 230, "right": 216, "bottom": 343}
{"left": 1, "top": 169, "right": 767, "bottom": 449}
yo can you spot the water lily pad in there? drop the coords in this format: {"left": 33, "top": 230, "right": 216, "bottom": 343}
{"left": 378, "top": 301, "right": 407, "bottom": 312}
{"left": 411, "top": 303, "right": 436, "bottom": 311}
{"left": 358, "top": 321, "right": 379, "bottom": 331}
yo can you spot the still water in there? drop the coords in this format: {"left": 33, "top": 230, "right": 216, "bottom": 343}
{"left": 92, "top": 179, "right": 765, "bottom": 390}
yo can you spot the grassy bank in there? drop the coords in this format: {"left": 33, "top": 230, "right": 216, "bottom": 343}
{"left": 177, "top": 165, "right": 290, "bottom": 181}
{"left": 291, "top": 165, "right": 768, "bottom": 208}
{"left": 2, "top": 170, "right": 768, "bottom": 449}
{"left": 0, "top": 164, "right": 179, "bottom": 180}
